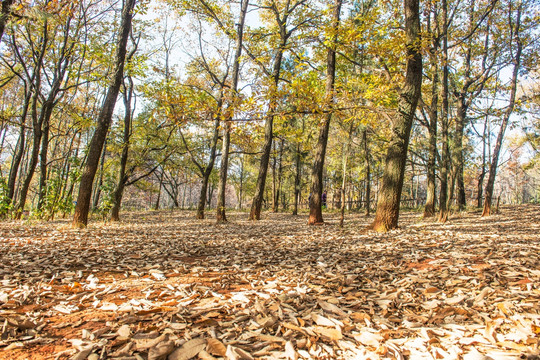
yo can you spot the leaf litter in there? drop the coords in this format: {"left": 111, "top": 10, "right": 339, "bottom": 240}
{"left": 0, "top": 205, "right": 539, "bottom": 359}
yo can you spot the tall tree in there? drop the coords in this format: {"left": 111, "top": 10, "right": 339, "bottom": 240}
{"left": 438, "top": 0, "right": 450, "bottom": 222}
{"left": 216, "top": 0, "right": 248, "bottom": 222}
{"left": 72, "top": 0, "right": 136, "bottom": 227}
{"left": 308, "top": 0, "right": 342, "bottom": 225}
{"left": 482, "top": 0, "right": 523, "bottom": 216}
{"left": 249, "top": 0, "right": 307, "bottom": 220}
{"left": 370, "top": 0, "right": 422, "bottom": 232}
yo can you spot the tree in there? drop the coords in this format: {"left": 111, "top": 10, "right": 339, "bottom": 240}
{"left": 216, "top": 0, "right": 248, "bottom": 222}
{"left": 249, "top": 0, "right": 310, "bottom": 220}
{"left": 73, "top": 0, "right": 137, "bottom": 227}
{"left": 370, "top": 0, "right": 422, "bottom": 232}
{"left": 308, "top": 0, "right": 342, "bottom": 225}
{"left": 482, "top": 0, "right": 524, "bottom": 216}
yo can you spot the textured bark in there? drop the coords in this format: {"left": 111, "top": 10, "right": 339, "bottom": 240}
{"left": 454, "top": 98, "right": 467, "bottom": 210}
{"left": 7, "top": 92, "right": 31, "bottom": 201}
{"left": 438, "top": 0, "right": 450, "bottom": 223}
{"left": 216, "top": 0, "right": 248, "bottom": 222}
{"left": 216, "top": 121, "right": 231, "bottom": 222}
{"left": 110, "top": 78, "right": 134, "bottom": 222}
{"left": 423, "top": 20, "right": 439, "bottom": 218}
{"left": 198, "top": 99, "right": 222, "bottom": 220}
{"left": 308, "top": 0, "right": 342, "bottom": 225}
{"left": 272, "top": 138, "right": 284, "bottom": 213}
{"left": 15, "top": 23, "right": 48, "bottom": 218}
{"left": 363, "top": 127, "right": 371, "bottom": 216}
{"left": 483, "top": 4, "right": 522, "bottom": 217}
{"left": 293, "top": 142, "right": 301, "bottom": 216}
{"left": 249, "top": 53, "right": 285, "bottom": 220}
{"left": 339, "top": 121, "right": 355, "bottom": 227}
{"left": 370, "top": 0, "right": 422, "bottom": 232}
{"left": 477, "top": 118, "right": 487, "bottom": 207}
{"left": 73, "top": 0, "right": 136, "bottom": 228}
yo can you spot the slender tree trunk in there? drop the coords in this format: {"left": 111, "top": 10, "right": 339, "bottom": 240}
{"left": 216, "top": 121, "right": 231, "bottom": 222}
{"left": 363, "top": 127, "right": 371, "bottom": 216}
{"left": 37, "top": 119, "right": 50, "bottom": 212}
{"left": 73, "top": 0, "right": 136, "bottom": 227}
{"left": 483, "top": 4, "right": 522, "bottom": 216}
{"left": 197, "top": 97, "right": 222, "bottom": 219}
{"left": 110, "top": 77, "right": 134, "bottom": 221}
{"left": 273, "top": 138, "right": 284, "bottom": 212}
{"left": 423, "top": 19, "right": 439, "bottom": 217}
{"left": 293, "top": 142, "right": 301, "bottom": 216}
{"left": 477, "top": 117, "right": 488, "bottom": 207}
{"left": 339, "top": 121, "right": 355, "bottom": 227}
{"left": 249, "top": 54, "right": 284, "bottom": 220}
{"left": 7, "top": 92, "right": 29, "bottom": 201}
{"left": 217, "top": 0, "right": 248, "bottom": 222}
{"left": 438, "top": 0, "right": 450, "bottom": 223}
{"left": 238, "top": 154, "right": 244, "bottom": 209}
{"left": 370, "top": 0, "right": 422, "bottom": 232}
{"left": 92, "top": 139, "right": 106, "bottom": 210}
{"left": 454, "top": 98, "right": 467, "bottom": 210}
{"left": 154, "top": 170, "right": 164, "bottom": 210}
{"left": 308, "top": 0, "right": 342, "bottom": 225}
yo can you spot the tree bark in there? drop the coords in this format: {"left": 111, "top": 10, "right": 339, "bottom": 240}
{"left": 216, "top": 0, "right": 248, "bottom": 222}
{"left": 293, "top": 141, "right": 301, "bottom": 216}
{"left": 438, "top": 0, "right": 450, "bottom": 223}
{"left": 110, "top": 77, "right": 134, "bottom": 221}
{"left": 308, "top": 0, "right": 342, "bottom": 225}
{"left": 483, "top": 3, "right": 522, "bottom": 216}
{"left": 73, "top": 0, "right": 136, "bottom": 227}
{"left": 423, "top": 12, "right": 439, "bottom": 217}
{"left": 273, "top": 138, "right": 284, "bottom": 212}
{"left": 15, "top": 23, "right": 48, "bottom": 218}
{"left": 197, "top": 97, "right": 222, "bottom": 219}
{"left": 370, "top": 0, "right": 422, "bottom": 232}
{"left": 363, "top": 127, "right": 371, "bottom": 216}
{"left": 7, "top": 91, "right": 31, "bottom": 201}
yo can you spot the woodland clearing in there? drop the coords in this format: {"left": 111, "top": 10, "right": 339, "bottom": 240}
{"left": 0, "top": 205, "right": 539, "bottom": 359}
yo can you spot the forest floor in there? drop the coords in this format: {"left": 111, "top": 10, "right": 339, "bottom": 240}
{"left": 0, "top": 205, "right": 539, "bottom": 360}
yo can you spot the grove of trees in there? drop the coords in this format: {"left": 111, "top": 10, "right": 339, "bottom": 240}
{"left": 0, "top": 0, "right": 539, "bottom": 230}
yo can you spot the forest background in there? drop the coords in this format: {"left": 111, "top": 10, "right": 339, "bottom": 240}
{"left": 0, "top": 0, "right": 539, "bottom": 229}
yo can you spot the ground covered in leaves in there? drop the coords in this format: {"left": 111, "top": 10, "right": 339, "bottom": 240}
{"left": 0, "top": 205, "right": 539, "bottom": 360}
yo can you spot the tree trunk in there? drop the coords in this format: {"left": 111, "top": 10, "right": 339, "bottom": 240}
{"left": 438, "top": 0, "right": 450, "bottom": 223}
{"left": 7, "top": 92, "right": 30, "bottom": 201}
{"left": 154, "top": 170, "right": 164, "bottom": 210}
{"left": 293, "top": 141, "right": 301, "bottom": 216}
{"left": 483, "top": 4, "right": 522, "bottom": 216}
{"left": 423, "top": 17, "right": 439, "bottom": 217}
{"left": 73, "top": 0, "right": 136, "bottom": 228}
{"left": 370, "top": 0, "right": 422, "bottom": 232}
{"left": 363, "top": 127, "right": 371, "bottom": 216}
{"left": 477, "top": 116, "right": 488, "bottom": 207}
{"left": 216, "top": 0, "right": 248, "bottom": 222}
{"left": 92, "top": 139, "right": 106, "bottom": 210}
{"left": 249, "top": 53, "right": 284, "bottom": 220}
{"left": 198, "top": 97, "right": 222, "bottom": 219}
{"left": 339, "top": 121, "right": 355, "bottom": 227}
{"left": 110, "top": 77, "right": 134, "bottom": 221}
{"left": 454, "top": 98, "right": 467, "bottom": 210}
{"left": 308, "top": 0, "right": 342, "bottom": 225}
{"left": 273, "top": 138, "right": 284, "bottom": 213}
